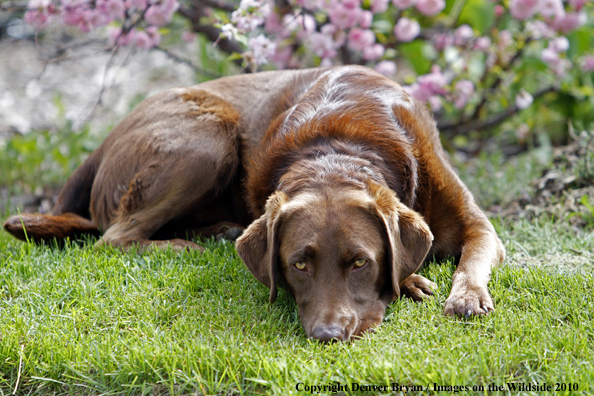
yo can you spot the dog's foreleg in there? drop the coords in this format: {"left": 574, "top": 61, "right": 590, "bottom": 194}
{"left": 443, "top": 226, "right": 505, "bottom": 317}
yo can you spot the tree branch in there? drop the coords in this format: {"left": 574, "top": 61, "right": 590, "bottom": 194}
{"left": 438, "top": 86, "right": 556, "bottom": 137}
{"left": 190, "top": 0, "right": 237, "bottom": 12}
{"left": 154, "top": 46, "right": 223, "bottom": 79}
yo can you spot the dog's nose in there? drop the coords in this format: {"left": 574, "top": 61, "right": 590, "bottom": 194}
{"left": 311, "top": 325, "right": 344, "bottom": 342}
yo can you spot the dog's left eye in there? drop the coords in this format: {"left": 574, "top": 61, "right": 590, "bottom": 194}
{"left": 294, "top": 261, "right": 307, "bottom": 271}
{"left": 354, "top": 259, "right": 367, "bottom": 268}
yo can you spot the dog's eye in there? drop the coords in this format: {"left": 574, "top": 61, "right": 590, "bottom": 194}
{"left": 354, "top": 259, "right": 367, "bottom": 268}
{"left": 294, "top": 261, "right": 307, "bottom": 271}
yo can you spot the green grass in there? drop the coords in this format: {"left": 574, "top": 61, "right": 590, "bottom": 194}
{"left": 0, "top": 225, "right": 593, "bottom": 395}
{"left": 2, "top": 136, "right": 594, "bottom": 394}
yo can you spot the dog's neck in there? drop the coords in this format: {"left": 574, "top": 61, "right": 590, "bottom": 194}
{"left": 246, "top": 137, "right": 419, "bottom": 217}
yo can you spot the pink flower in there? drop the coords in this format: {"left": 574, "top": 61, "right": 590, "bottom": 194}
{"left": 328, "top": 2, "right": 361, "bottom": 29}
{"left": 359, "top": 10, "right": 373, "bottom": 28}
{"left": 541, "top": 48, "right": 559, "bottom": 64}
{"left": 392, "top": 0, "right": 416, "bottom": 10}
{"left": 428, "top": 95, "right": 442, "bottom": 111}
{"left": 540, "top": 0, "right": 564, "bottom": 18}
{"left": 548, "top": 37, "right": 569, "bottom": 53}
{"left": 294, "top": 0, "right": 320, "bottom": 10}
{"left": 134, "top": 30, "right": 153, "bottom": 49}
{"left": 415, "top": 0, "right": 444, "bottom": 16}
{"left": 473, "top": 36, "right": 491, "bottom": 51}
{"left": 454, "top": 24, "right": 473, "bottom": 46}
{"left": 363, "top": 43, "right": 385, "bottom": 60}
{"left": 498, "top": 30, "right": 513, "bottom": 50}
{"left": 182, "top": 30, "right": 195, "bottom": 43}
{"left": 145, "top": 0, "right": 179, "bottom": 26}
{"left": 370, "top": 0, "right": 389, "bottom": 13}
{"left": 413, "top": 65, "right": 449, "bottom": 100}
{"left": 272, "top": 45, "right": 294, "bottom": 69}
{"left": 509, "top": 0, "right": 539, "bottom": 20}
{"left": 309, "top": 32, "right": 339, "bottom": 58}
{"left": 551, "top": 12, "right": 586, "bottom": 34}
{"left": 526, "top": 20, "right": 555, "bottom": 39}
{"left": 25, "top": 0, "right": 53, "bottom": 29}
{"left": 374, "top": 60, "right": 397, "bottom": 77}
{"left": 108, "top": 26, "right": 135, "bottom": 46}
{"left": 453, "top": 79, "right": 474, "bottom": 109}
{"left": 126, "top": 0, "right": 147, "bottom": 9}
{"left": 248, "top": 34, "right": 276, "bottom": 64}
{"left": 394, "top": 17, "right": 420, "bottom": 42}
{"left": 98, "top": 0, "right": 125, "bottom": 21}
{"left": 494, "top": 4, "right": 504, "bottom": 17}
{"left": 348, "top": 28, "right": 375, "bottom": 51}
{"left": 581, "top": 56, "right": 594, "bottom": 72}
{"left": 515, "top": 90, "right": 533, "bottom": 109}
{"left": 569, "top": 0, "right": 586, "bottom": 10}
{"left": 146, "top": 25, "right": 161, "bottom": 46}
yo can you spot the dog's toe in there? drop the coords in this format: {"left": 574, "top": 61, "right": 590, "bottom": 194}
{"left": 443, "top": 285, "right": 494, "bottom": 317}
{"left": 400, "top": 274, "right": 437, "bottom": 302}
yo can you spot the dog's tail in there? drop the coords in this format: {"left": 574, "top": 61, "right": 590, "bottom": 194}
{"left": 4, "top": 151, "right": 102, "bottom": 243}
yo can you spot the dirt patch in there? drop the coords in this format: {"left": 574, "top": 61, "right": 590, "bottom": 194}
{"left": 488, "top": 130, "right": 594, "bottom": 229}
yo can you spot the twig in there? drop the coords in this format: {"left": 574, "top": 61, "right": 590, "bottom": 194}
{"left": 190, "top": 0, "right": 237, "bottom": 12}
{"left": 439, "top": 86, "right": 556, "bottom": 136}
{"left": 154, "top": 46, "right": 223, "bottom": 79}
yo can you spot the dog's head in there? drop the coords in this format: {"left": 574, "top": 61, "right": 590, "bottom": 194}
{"left": 235, "top": 181, "right": 433, "bottom": 341}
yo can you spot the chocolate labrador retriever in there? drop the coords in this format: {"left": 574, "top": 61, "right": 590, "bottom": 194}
{"left": 4, "top": 66, "right": 505, "bottom": 341}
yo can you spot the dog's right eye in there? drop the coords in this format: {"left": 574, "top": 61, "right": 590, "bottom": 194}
{"left": 294, "top": 261, "right": 306, "bottom": 271}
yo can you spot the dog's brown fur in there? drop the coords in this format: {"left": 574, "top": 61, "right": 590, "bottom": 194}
{"left": 4, "top": 66, "right": 505, "bottom": 340}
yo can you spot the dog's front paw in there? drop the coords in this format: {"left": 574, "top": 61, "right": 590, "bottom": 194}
{"left": 400, "top": 274, "right": 437, "bottom": 302}
{"left": 443, "top": 284, "right": 494, "bottom": 317}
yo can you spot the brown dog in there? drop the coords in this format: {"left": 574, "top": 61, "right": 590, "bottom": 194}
{"left": 4, "top": 66, "right": 505, "bottom": 341}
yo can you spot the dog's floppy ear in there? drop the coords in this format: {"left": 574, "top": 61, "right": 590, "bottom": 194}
{"left": 368, "top": 182, "right": 433, "bottom": 297}
{"left": 235, "top": 191, "right": 288, "bottom": 303}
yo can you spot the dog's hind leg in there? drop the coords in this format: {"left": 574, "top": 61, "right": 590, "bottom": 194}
{"left": 93, "top": 89, "right": 243, "bottom": 252}
{"left": 3, "top": 151, "right": 101, "bottom": 244}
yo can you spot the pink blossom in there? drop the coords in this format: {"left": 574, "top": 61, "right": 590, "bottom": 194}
{"left": 309, "top": 32, "right": 339, "bottom": 58}
{"left": 392, "top": 0, "right": 416, "bottom": 10}
{"left": 359, "top": 10, "right": 373, "bottom": 28}
{"left": 494, "top": 4, "right": 504, "bottom": 17}
{"left": 548, "top": 37, "right": 569, "bottom": 53}
{"left": 328, "top": 2, "right": 361, "bottom": 29}
{"left": 374, "top": 60, "right": 397, "bottom": 77}
{"left": 146, "top": 25, "right": 162, "bottom": 46}
{"left": 272, "top": 45, "right": 294, "bottom": 68}
{"left": 453, "top": 79, "right": 474, "bottom": 109}
{"left": 415, "top": 65, "right": 449, "bottom": 98}
{"left": 134, "top": 30, "right": 153, "bottom": 49}
{"left": 541, "top": 48, "right": 559, "bottom": 64}
{"left": 145, "top": 0, "right": 179, "bottom": 26}
{"left": 569, "top": 0, "right": 586, "bottom": 10}
{"left": 321, "top": 23, "right": 346, "bottom": 46}
{"left": 473, "top": 37, "right": 491, "bottom": 51}
{"left": 126, "top": 0, "right": 147, "bottom": 9}
{"left": 221, "top": 23, "right": 240, "bottom": 40}
{"left": 428, "top": 95, "right": 442, "bottom": 111}
{"left": 182, "top": 31, "right": 195, "bottom": 43}
{"left": 498, "top": 30, "right": 513, "bottom": 50}
{"left": 363, "top": 43, "right": 385, "bottom": 60}
{"left": 248, "top": 34, "right": 276, "bottom": 64}
{"left": 370, "top": 0, "right": 389, "bottom": 13}
{"left": 403, "top": 83, "right": 432, "bottom": 102}
{"left": 415, "top": 0, "right": 444, "bottom": 16}
{"left": 97, "top": 0, "right": 125, "bottom": 21}
{"left": 393, "top": 17, "right": 420, "bottom": 42}
{"left": 108, "top": 26, "right": 134, "bottom": 46}
{"left": 509, "top": 0, "right": 538, "bottom": 20}
{"left": 540, "top": 0, "right": 564, "bottom": 18}
{"left": 454, "top": 24, "right": 473, "bottom": 46}
{"left": 264, "top": 12, "right": 281, "bottom": 33}
{"left": 551, "top": 12, "right": 586, "bottom": 34}
{"left": 25, "top": 0, "right": 54, "bottom": 29}
{"left": 348, "top": 28, "right": 375, "bottom": 51}
{"left": 581, "top": 56, "right": 594, "bottom": 72}
{"left": 526, "top": 20, "right": 555, "bottom": 39}
{"left": 515, "top": 90, "right": 533, "bottom": 109}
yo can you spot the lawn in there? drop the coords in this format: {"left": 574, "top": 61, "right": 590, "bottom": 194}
{"left": 1, "top": 147, "right": 593, "bottom": 395}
